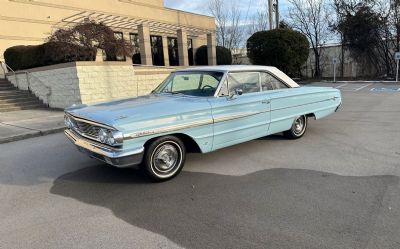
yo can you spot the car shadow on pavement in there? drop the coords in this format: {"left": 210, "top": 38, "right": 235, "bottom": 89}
{"left": 50, "top": 166, "right": 400, "bottom": 249}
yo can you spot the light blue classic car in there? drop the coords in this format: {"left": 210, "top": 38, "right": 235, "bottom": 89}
{"left": 64, "top": 65, "right": 341, "bottom": 181}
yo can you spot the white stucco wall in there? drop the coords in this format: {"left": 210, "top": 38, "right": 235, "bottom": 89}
{"left": 7, "top": 62, "right": 175, "bottom": 109}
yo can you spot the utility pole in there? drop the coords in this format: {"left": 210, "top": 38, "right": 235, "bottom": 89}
{"left": 268, "top": 0, "right": 279, "bottom": 30}
{"left": 268, "top": 0, "right": 273, "bottom": 30}
{"left": 275, "top": 0, "right": 279, "bottom": 28}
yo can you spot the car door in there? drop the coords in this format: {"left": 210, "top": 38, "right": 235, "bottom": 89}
{"left": 261, "top": 72, "right": 299, "bottom": 134}
{"left": 208, "top": 71, "right": 271, "bottom": 150}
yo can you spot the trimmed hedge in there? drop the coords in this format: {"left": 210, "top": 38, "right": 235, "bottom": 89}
{"left": 4, "top": 42, "right": 96, "bottom": 70}
{"left": 247, "top": 29, "right": 309, "bottom": 76}
{"left": 195, "top": 45, "right": 232, "bottom": 65}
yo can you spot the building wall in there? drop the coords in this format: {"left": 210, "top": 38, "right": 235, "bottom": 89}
{"left": 0, "top": 0, "right": 215, "bottom": 60}
{"left": 6, "top": 62, "right": 175, "bottom": 108}
{"left": 302, "top": 45, "right": 377, "bottom": 79}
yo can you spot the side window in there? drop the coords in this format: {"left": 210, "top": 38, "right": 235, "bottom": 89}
{"left": 261, "top": 72, "right": 288, "bottom": 91}
{"left": 172, "top": 74, "right": 201, "bottom": 91}
{"left": 228, "top": 72, "right": 260, "bottom": 95}
{"left": 201, "top": 74, "right": 220, "bottom": 89}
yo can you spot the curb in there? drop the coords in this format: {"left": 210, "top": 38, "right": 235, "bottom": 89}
{"left": 0, "top": 127, "right": 65, "bottom": 144}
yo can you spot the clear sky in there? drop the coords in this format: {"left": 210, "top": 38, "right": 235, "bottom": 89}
{"left": 164, "top": 0, "right": 290, "bottom": 20}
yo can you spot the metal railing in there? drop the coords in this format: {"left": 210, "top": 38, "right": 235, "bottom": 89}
{"left": 0, "top": 61, "right": 52, "bottom": 106}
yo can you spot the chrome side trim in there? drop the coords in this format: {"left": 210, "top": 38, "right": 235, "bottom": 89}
{"left": 213, "top": 111, "right": 264, "bottom": 123}
{"left": 270, "top": 98, "right": 337, "bottom": 112}
{"left": 121, "top": 98, "right": 339, "bottom": 141}
{"left": 123, "top": 118, "right": 214, "bottom": 140}
{"left": 65, "top": 129, "right": 144, "bottom": 159}
{"left": 123, "top": 111, "right": 267, "bottom": 140}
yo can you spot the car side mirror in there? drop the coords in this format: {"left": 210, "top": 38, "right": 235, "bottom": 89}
{"left": 235, "top": 88, "right": 243, "bottom": 96}
{"left": 228, "top": 88, "right": 243, "bottom": 99}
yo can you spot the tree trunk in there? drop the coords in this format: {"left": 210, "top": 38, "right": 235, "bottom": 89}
{"left": 313, "top": 49, "right": 321, "bottom": 78}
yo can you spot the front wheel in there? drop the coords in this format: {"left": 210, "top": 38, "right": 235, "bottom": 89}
{"left": 143, "top": 136, "right": 186, "bottom": 181}
{"left": 283, "top": 115, "right": 308, "bottom": 139}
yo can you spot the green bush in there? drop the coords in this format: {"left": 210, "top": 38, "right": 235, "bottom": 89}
{"left": 247, "top": 29, "right": 309, "bottom": 76}
{"left": 4, "top": 42, "right": 95, "bottom": 70}
{"left": 195, "top": 45, "right": 232, "bottom": 65}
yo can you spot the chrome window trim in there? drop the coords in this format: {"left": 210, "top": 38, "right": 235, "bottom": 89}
{"left": 214, "top": 70, "right": 294, "bottom": 97}
{"left": 214, "top": 71, "right": 229, "bottom": 97}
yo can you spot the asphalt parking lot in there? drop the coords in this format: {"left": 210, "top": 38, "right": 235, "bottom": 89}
{"left": 0, "top": 82, "right": 399, "bottom": 249}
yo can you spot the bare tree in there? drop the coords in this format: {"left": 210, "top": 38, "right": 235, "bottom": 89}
{"left": 248, "top": 1, "right": 270, "bottom": 35}
{"left": 287, "top": 0, "right": 331, "bottom": 78}
{"left": 208, "top": 0, "right": 244, "bottom": 50}
{"left": 49, "top": 21, "right": 133, "bottom": 61}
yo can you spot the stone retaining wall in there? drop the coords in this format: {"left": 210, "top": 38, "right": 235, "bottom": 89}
{"left": 7, "top": 62, "right": 175, "bottom": 109}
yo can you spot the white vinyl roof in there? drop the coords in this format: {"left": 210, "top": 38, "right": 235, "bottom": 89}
{"left": 178, "top": 65, "right": 300, "bottom": 88}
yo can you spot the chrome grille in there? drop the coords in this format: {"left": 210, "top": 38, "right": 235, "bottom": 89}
{"left": 69, "top": 117, "right": 102, "bottom": 140}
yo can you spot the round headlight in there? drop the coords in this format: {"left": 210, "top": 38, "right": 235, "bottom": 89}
{"left": 98, "top": 128, "right": 108, "bottom": 143}
{"left": 107, "top": 132, "right": 115, "bottom": 145}
{"left": 98, "top": 129, "right": 123, "bottom": 146}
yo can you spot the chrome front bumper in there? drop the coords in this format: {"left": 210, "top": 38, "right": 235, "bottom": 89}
{"left": 65, "top": 129, "right": 144, "bottom": 168}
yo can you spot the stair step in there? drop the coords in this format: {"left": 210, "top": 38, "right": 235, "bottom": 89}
{"left": 0, "top": 97, "right": 40, "bottom": 104}
{"left": 0, "top": 94, "right": 38, "bottom": 100}
{"left": 0, "top": 78, "right": 50, "bottom": 112}
{"left": 0, "top": 100, "right": 44, "bottom": 108}
{"left": 0, "top": 89, "right": 25, "bottom": 93}
{"left": 0, "top": 86, "right": 16, "bottom": 90}
{"left": 0, "top": 104, "right": 46, "bottom": 112}
{"left": 0, "top": 91, "right": 32, "bottom": 97}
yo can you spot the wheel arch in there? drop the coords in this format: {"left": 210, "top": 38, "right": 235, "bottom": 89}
{"left": 143, "top": 133, "right": 202, "bottom": 153}
{"left": 306, "top": 113, "right": 316, "bottom": 120}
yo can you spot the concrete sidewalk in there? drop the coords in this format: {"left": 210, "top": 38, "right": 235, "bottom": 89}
{"left": 0, "top": 109, "right": 64, "bottom": 144}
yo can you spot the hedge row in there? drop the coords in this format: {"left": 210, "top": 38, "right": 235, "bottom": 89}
{"left": 195, "top": 45, "right": 232, "bottom": 65}
{"left": 4, "top": 42, "right": 96, "bottom": 71}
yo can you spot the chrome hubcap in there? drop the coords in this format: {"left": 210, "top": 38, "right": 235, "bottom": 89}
{"left": 293, "top": 117, "right": 305, "bottom": 135}
{"left": 153, "top": 143, "right": 179, "bottom": 173}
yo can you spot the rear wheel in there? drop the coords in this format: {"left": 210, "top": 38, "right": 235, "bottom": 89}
{"left": 143, "top": 136, "right": 186, "bottom": 181}
{"left": 283, "top": 115, "right": 307, "bottom": 139}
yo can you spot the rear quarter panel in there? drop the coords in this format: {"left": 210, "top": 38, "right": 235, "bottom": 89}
{"left": 268, "top": 86, "right": 341, "bottom": 134}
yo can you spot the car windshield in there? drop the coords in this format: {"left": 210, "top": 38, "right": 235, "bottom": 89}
{"left": 153, "top": 71, "right": 224, "bottom": 97}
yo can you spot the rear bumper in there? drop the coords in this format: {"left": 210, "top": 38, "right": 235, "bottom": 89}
{"left": 335, "top": 102, "right": 342, "bottom": 112}
{"left": 65, "top": 129, "right": 144, "bottom": 168}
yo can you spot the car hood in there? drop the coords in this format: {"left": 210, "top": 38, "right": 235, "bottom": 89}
{"left": 65, "top": 94, "right": 211, "bottom": 130}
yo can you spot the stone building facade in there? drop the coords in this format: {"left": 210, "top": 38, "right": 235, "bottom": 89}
{"left": 0, "top": 0, "right": 217, "bottom": 66}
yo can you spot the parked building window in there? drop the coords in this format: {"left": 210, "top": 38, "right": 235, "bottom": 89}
{"left": 168, "top": 37, "right": 179, "bottom": 66}
{"left": 151, "top": 35, "right": 164, "bottom": 66}
{"left": 188, "top": 38, "right": 194, "bottom": 66}
{"left": 130, "top": 33, "right": 141, "bottom": 64}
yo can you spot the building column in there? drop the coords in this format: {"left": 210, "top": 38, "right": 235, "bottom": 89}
{"left": 207, "top": 33, "right": 217, "bottom": 66}
{"left": 162, "top": 36, "right": 170, "bottom": 67}
{"left": 177, "top": 29, "right": 189, "bottom": 67}
{"left": 138, "top": 24, "right": 153, "bottom": 65}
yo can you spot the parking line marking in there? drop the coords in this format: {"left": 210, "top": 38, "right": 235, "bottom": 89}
{"left": 335, "top": 83, "right": 348, "bottom": 89}
{"left": 355, "top": 83, "right": 373, "bottom": 91}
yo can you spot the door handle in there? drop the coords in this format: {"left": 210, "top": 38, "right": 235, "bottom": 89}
{"left": 262, "top": 100, "right": 270, "bottom": 104}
